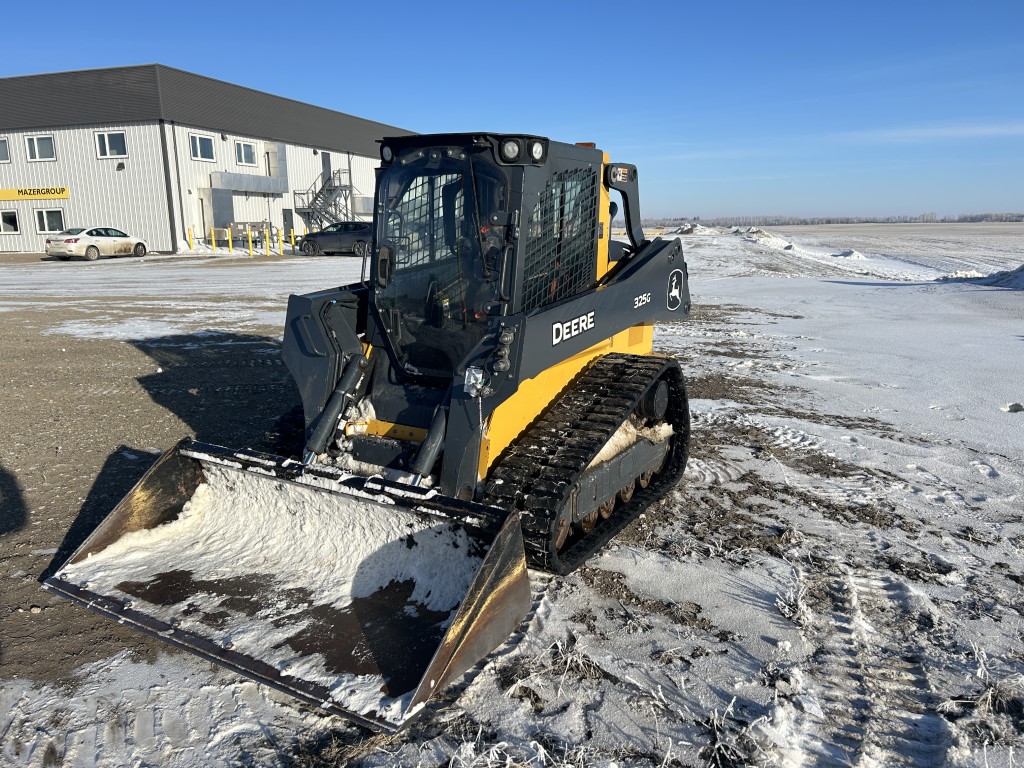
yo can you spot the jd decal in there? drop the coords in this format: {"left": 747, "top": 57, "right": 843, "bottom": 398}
{"left": 667, "top": 269, "right": 684, "bottom": 311}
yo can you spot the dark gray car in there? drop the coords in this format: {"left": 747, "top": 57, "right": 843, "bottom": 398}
{"left": 298, "top": 221, "right": 371, "bottom": 256}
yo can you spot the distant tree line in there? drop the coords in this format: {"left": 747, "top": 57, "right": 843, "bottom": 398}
{"left": 639, "top": 212, "right": 1024, "bottom": 227}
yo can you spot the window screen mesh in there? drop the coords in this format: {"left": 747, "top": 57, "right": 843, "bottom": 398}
{"left": 521, "top": 168, "right": 598, "bottom": 313}
{"left": 386, "top": 173, "right": 463, "bottom": 270}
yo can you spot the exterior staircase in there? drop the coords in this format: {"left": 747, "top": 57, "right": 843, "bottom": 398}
{"left": 294, "top": 169, "right": 367, "bottom": 232}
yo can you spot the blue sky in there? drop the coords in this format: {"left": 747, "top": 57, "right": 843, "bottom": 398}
{"left": 4, "top": 0, "right": 1021, "bottom": 218}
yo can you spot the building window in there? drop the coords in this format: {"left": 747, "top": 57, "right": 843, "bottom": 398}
{"left": 235, "top": 141, "right": 256, "bottom": 166}
{"left": 26, "top": 135, "right": 56, "bottom": 162}
{"left": 35, "top": 208, "right": 65, "bottom": 233}
{"left": 189, "top": 133, "right": 215, "bottom": 162}
{"left": 96, "top": 131, "right": 128, "bottom": 158}
{"left": 1, "top": 210, "right": 19, "bottom": 234}
{"left": 0, "top": 138, "right": 9, "bottom": 163}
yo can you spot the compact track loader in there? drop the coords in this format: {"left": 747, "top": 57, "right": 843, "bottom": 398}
{"left": 44, "top": 134, "right": 691, "bottom": 730}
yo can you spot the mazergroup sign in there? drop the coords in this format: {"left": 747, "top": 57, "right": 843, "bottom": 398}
{"left": 0, "top": 187, "right": 70, "bottom": 200}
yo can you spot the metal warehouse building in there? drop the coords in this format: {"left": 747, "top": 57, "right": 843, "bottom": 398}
{"left": 0, "top": 64, "right": 412, "bottom": 253}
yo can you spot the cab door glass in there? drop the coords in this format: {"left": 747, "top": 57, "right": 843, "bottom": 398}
{"left": 376, "top": 151, "right": 508, "bottom": 377}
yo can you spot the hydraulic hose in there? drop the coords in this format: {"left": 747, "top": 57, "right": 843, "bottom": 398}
{"left": 410, "top": 406, "right": 447, "bottom": 483}
{"left": 303, "top": 353, "right": 368, "bottom": 462}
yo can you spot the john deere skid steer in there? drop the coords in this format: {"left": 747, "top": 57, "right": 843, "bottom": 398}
{"left": 44, "top": 133, "right": 691, "bottom": 731}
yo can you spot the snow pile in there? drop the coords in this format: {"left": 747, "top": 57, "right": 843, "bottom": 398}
{"left": 63, "top": 465, "right": 478, "bottom": 616}
{"left": 829, "top": 248, "right": 867, "bottom": 260}
{"left": 669, "top": 223, "right": 722, "bottom": 236}
{"left": 940, "top": 263, "right": 1024, "bottom": 289}
{"left": 59, "top": 464, "right": 484, "bottom": 724}
{"left": 667, "top": 223, "right": 695, "bottom": 234}
{"left": 691, "top": 223, "right": 723, "bottom": 236}
{"left": 738, "top": 226, "right": 796, "bottom": 252}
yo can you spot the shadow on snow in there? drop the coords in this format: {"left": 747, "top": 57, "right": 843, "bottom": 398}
{"left": 44, "top": 330, "right": 303, "bottom": 580}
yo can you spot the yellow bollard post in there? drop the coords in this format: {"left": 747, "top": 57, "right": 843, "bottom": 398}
{"left": 290, "top": 228, "right": 295, "bottom": 252}
{"left": 228, "top": 228, "right": 233, "bottom": 253}
{"left": 210, "top": 227, "right": 216, "bottom": 253}
{"left": 264, "top": 228, "right": 270, "bottom": 257}
{"left": 277, "top": 228, "right": 283, "bottom": 254}
{"left": 247, "top": 227, "right": 253, "bottom": 257}
{"left": 188, "top": 227, "right": 193, "bottom": 251}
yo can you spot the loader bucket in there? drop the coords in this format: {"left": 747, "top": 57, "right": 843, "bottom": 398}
{"left": 43, "top": 439, "right": 531, "bottom": 731}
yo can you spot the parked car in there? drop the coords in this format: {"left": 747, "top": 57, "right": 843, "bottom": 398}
{"left": 298, "top": 221, "right": 371, "bottom": 256}
{"left": 46, "top": 227, "right": 148, "bottom": 260}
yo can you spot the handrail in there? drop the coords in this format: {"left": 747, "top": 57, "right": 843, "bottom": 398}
{"left": 293, "top": 168, "right": 368, "bottom": 232}
{"left": 294, "top": 169, "right": 351, "bottom": 210}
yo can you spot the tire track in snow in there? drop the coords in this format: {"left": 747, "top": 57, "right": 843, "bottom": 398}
{"left": 690, "top": 406, "right": 910, "bottom": 516}
{"left": 790, "top": 569, "right": 951, "bottom": 766}
{"left": 0, "top": 688, "right": 27, "bottom": 755}
{"left": 684, "top": 457, "right": 747, "bottom": 487}
{"left": 0, "top": 658, "right": 316, "bottom": 767}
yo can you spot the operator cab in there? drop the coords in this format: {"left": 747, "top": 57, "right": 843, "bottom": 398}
{"left": 372, "top": 140, "right": 511, "bottom": 380}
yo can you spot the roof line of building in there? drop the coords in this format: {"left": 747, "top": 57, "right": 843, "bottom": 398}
{"left": 0, "top": 64, "right": 414, "bottom": 157}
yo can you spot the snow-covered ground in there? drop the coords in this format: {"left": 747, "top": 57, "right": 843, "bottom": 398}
{"left": 2, "top": 224, "right": 1023, "bottom": 766}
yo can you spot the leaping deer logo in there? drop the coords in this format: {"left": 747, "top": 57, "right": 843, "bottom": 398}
{"left": 667, "top": 269, "right": 684, "bottom": 311}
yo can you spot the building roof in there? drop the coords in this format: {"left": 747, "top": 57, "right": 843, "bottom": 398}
{"left": 0, "top": 64, "right": 412, "bottom": 156}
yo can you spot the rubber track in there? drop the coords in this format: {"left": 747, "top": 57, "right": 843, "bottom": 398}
{"left": 482, "top": 353, "right": 689, "bottom": 575}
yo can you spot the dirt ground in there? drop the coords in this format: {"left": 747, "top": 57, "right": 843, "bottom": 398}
{"left": 0, "top": 284, "right": 302, "bottom": 686}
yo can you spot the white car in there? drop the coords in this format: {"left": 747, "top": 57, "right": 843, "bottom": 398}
{"left": 46, "top": 227, "right": 148, "bottom": 260}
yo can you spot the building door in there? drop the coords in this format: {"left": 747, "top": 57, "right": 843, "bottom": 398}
{"left": 322, "top": 151, "right": 331, "bottom": 185}
{"left": 283, "top": 209, "right": 294, "bottom": 238}
{"left": 211, "top": 189, "right": 234, "bottom": 228}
